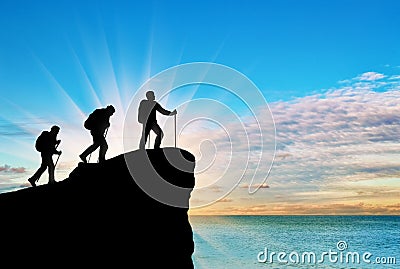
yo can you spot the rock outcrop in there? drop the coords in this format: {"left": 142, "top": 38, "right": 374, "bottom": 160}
{"left": 0, "top": 147, "right": 195, "bottom": 268}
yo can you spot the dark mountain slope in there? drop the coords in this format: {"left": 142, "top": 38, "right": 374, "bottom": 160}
{"left": 0, "top": 147, "right": 195, "bottom": 268}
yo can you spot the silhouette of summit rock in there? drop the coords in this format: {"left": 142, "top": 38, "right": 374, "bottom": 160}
{"left": 0, "top": 147, "right": 195, "bottom": 268}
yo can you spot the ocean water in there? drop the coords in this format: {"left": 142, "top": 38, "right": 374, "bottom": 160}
{"left": 189, "top": 216, "right": 399, "bottom": 269}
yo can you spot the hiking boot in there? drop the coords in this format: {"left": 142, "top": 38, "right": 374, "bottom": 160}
{"left": 28, "top": 177, "right": 36, "bottom": 187}
{"left": 79, "top": 154, "right": 87, "bottom": 163}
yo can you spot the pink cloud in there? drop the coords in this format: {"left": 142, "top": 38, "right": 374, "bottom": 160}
{"left": 10, "top": 167, "right": 26, "bottom": 173}
{"left": 0, "top": 165, "right": 27, "bottom": 174}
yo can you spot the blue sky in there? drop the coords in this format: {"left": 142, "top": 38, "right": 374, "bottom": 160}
{"left": 0, "top": 0, "right": 399, "bottom": 214}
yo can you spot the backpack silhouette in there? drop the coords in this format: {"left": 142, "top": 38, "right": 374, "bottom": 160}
{"left": 35, "top": 131, "right": 50, "bottom": 152}
{"left": 138, "top": 100, "right": 153, "bottom": 124}
{"left": 84, "top": 109, "right": 102, "bottom": 130}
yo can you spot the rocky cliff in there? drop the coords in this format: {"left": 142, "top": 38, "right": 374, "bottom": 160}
{"left": 0, "top": 147, "right": 195, "bottom": 268}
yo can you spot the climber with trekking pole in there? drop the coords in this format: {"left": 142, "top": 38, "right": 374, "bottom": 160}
{"left": 27, "top": 125, "right": 62, "bottom": 187}
{"left": 138, "top": 90, "right": 177, "bottom": 150}
{"left": 79, "top": 105, "right": 115, "bottom": 163}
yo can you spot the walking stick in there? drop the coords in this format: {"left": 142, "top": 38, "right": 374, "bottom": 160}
{"left": 55, "top": 151, "right": 62, "bottom": 167}
{"left": 54, "top": 141, "right": 61, "bottom": 167}
{"left": 174, "top": 113, "right": 177, "bottom": 148}
{"left": 97, "top": 127, "right": 109, "bottom": 163}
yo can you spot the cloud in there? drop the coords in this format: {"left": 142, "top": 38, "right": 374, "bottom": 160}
{"left": 190, "top": 201, "right": 400, "bottom": 215}
{"left": 10, "top": 167, "right": 26, "bottom": 173}
{"left": 186, "top": 72, "right": 400, "bottom": 213}
{"left": 0, "top": 165, "right": 26, "bottom": 174}
{"left": 240, "top": 183, "right": 269, "bottom": 189}
{"left": 271, "top": 89, "right": 400, "bottom": 147}
{"left": 356, "top": 72, "right": 385, "bottom": 81}
{"left": 217, "top": 198, "right": 233, "bottom": 203}
{"left": 338, "top": 79, "right": 351, "bottom": 84}
{"left": 2, "top": 68, "right": 399, "bottom": 215}
{"left": 276, "top": 153, "right": 291, "bottom": 160}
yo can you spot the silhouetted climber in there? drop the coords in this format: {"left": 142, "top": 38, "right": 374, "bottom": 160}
{"left": 80, "top": 105, "right": 115, "bottom": 163}
{"left": 28, "top": 125, "right": 62, "bottom": 187}
{"left": 138, "top": 90, "right": 177, "bottom": 149}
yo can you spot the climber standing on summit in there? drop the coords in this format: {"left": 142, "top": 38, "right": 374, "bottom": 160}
{"left": 79, "top": 105, "right": 115, "bottom": 163}
{"left": 138, "top": 90, "right": 177, "bottom": 150}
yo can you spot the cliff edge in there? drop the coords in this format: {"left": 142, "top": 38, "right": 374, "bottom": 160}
{"left": 0, "top": 147, "right": 195, "bottom": 268}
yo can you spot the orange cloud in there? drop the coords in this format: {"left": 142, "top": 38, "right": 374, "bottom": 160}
{"left": 190, "top": 202, "right": 400, "bottom": 215}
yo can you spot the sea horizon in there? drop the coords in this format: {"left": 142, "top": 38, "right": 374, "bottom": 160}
{"left": 190, "top": 215, "right": 399, "bottom": 269}
{"left": 189, "top": 214, "right": 400, "bottom": 216}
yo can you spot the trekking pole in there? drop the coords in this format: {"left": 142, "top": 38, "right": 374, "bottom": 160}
{"left": 174, "top": 113, "right": 177, "bottom": 148}
{"left": 54, "top": 141, "right": 61, "bottom": 167}
{"left": 148, "top": 132, "right": 150, "bottom": 149}
{"left": 55, "top": 151, "right": 62, "bottom": 167}
{"left": 97, "top": 127, "right": 109, "bottom": 163}
{"left": 38, "top": 142, "right": 61, "bottom": 183}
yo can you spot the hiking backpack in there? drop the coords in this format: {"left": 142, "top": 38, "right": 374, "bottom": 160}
{"left": 35, "top": 131, "right": 49, "bottom": 152}
{"left": 84, "top": 109, "right": 102, "bottom": 130}
{"left": 138, "top": 100, "right": 153, "bottom": 124}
